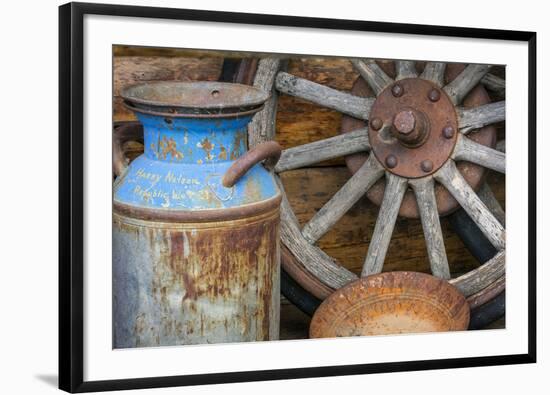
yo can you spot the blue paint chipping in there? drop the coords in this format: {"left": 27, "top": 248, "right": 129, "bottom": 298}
{"left": 114, "top": 110, "right": 278, "bottom": 211}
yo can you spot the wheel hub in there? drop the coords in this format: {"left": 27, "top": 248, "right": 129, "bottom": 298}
{"left": 368, "top": 78, "right": 458, "bottom": 178}
{"left": 341, "top": 63, "right": 497, "bottom": 218}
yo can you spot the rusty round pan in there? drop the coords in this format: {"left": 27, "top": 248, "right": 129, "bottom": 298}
{"left": 309, "top": 272, "right": 470, "bottom": 338}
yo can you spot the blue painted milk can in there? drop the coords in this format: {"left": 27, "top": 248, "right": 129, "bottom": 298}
{"left": 112, "top": 81, "right": 282, "bottom": 348}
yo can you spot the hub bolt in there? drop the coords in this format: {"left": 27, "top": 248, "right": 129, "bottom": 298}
{"left": 428, "top": 89, "right": 441, "bottom": 102}
{"left": 385, "top": 155, "right": 398, "bottom": 168}
{"left": 371, "top": 118, "right": 383, "bottom": 131}
{"left": 420, "top": 159, "right": 434, "bottom": 173}
{"left": 442, "top": 125, "right": 455, "bottom": 139}
{"left": 393, "top": 111, "right": 416, "bottom": 135}
{"left": 392, "top": 109, "right": 429, "bottom": 148}
{"left": 391, "top": 84, "right": 404, "bottom": 97}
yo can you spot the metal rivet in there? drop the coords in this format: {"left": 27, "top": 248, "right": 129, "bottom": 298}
{"left": 428, "top": 89, "right": 441, "bottom": 102}
{"left": 391, "top": 84, "right": 404, "bottom": 97}
{"left": 371, "top": 118, "right": 383, "bottom": 131}
{"left": 385, "top": 155, "right": 398, "bottom": 168}
{"left": 211, "top": 90, "right": 220, "bottom": 98}
{"left": 442, "top": 125, "right": 455, "bottom": 139}
{"left": 164, "top": 118, "right": 173, "bottom": 124}
{"left": 420, "top": 159, "right": 434, "bottom": 173}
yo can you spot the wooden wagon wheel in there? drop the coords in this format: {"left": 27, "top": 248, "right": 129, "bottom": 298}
{"left": 248, "top": 58, "right": 506, "bottom": 316}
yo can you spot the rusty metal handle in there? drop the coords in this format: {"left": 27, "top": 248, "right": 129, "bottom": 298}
{"left": 113, "top": 122, "right": 143, "bottom": 177}
{"left": 222, "top": 141, "right": 282, "bottom": 188}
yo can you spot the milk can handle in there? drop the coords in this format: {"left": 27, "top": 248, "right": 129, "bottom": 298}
{"left": 113, "top": 122, "right": 143, "bottom": 177}
{"left": 222, "top": 141, "right": 282, "bottom": 188}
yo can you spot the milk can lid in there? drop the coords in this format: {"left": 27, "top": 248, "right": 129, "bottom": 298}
{"left": 121, "top": 81, "right": 270, "bottom": 117}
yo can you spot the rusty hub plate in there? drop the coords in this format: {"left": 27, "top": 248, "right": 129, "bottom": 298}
{"left": 368, "top": 78, "right": 458, "bottom": 178}
{"left": 341, "top": 62, "right": 497, "bottom": 218}
{"left": 309, "top": 271, "right": 470, "bottom": 338}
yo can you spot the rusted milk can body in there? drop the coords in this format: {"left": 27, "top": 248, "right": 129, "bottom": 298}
{"left": 113, "top": 82, "right": 281, "bottom": 348}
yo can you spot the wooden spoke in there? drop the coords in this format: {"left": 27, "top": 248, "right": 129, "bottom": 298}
{"left": 275, "top": 71, "right": 374, "bottom": 120}
{"left": 276, "top": 176, "right": 358, "bottom": 289}
{"left": 410, "top": 178, "right": 450, "bottom": 279}
{"left": 395, "top": 60, "right": 417, "bottom": 80}
{"left": 443, "top": 64, "right": 492, "bottom": 105}
{"left": 481, "top": 73, "right": 505, "bottom": 97}
{"left": 351, "top": 59, "right": 394, "bottom": 96}
{"left": 420, "top": 62, "right": 446, "bottom": 86}
{"left": 450, "top": 250, "right": 505, "bottom": 297}
{"left": 248, "top": 58, "right": 285, "bottom": 148}
{"left": 301, "top": 155, "right": 384, "bottom": 244}
{"left": 478, "top": 182, "right": 505, "bottom": 226}
{"left": 458, "top": 101, "right": 505, "bottom": 133}
{"left": 452, "top": 134, "right": 506, "bottom": 174}
{"left": 434, "top": 161, "right": 505, "bottom": 250}
{"left": 362, "top": 174, "right": 407, "bottom": 276}
{"left": 275, "top": 128, "right": 370, "bottom": 173}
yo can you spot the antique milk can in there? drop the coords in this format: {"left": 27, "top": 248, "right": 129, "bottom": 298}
{"left": 112, "top": 81, "right": 282, "bottom": 348}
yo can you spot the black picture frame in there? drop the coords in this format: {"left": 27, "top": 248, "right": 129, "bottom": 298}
{"left": 59, "top": 2, "right": 537, "bottom": 392}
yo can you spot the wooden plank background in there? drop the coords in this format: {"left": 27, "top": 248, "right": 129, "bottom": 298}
{"left": 113, "top": 46, "right": 505, "bottom": 277}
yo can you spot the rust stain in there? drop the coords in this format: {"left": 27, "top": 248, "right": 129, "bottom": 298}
{"left": 159, "top": 135, "right": 183, "bottom": 161}
{"left": 185, "top": 187, "right": 222, "bottom": 208}
{"left": 134, "top": 313, "right": 146, "bottom": 347}
{"left": 198, "top": 137, "right": 214, "bottom": 161}
{"left": 181, "top": 273, "right": 197, "bottom": 301}
{"left": 230, "top": 130, "right": 247, "bottom": 160}
{"left": 113, "top": 215, "right": 140, "bottom": 239}
{"left": 243, "top": 178, "right": 262, "bottom": 204}
{"left": 260, "top": 221, "right": 278, "bottom": 337}
{"left": 218, "top": 146, "right": 227, "bottom": 160}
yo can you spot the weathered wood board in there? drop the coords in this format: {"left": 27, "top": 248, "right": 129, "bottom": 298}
{"left": 275, "top": 58, "right": 360, "bottom": 167}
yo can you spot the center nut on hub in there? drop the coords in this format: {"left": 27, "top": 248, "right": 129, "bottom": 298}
{"left": 368, "top": 78, "right": 458, "bottom": 179}
{"left": 392, "top": 109, "right": 429, "bottom": 147}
